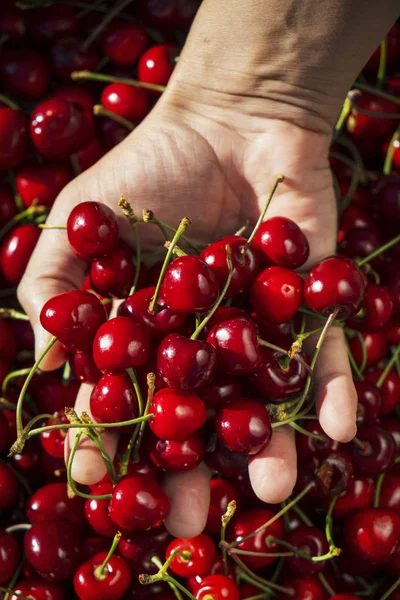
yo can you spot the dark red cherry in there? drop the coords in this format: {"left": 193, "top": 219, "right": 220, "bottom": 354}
{"left": 354, "top": 380, "right": 382, "bottom": 424}
{"left": 188, "top": 554, "right": 236, "bottom": 594}
{"left": 338, "top": 205, "right": 377, "bottom": 242}
{"left": 349, "top": 283, "right": 393, "bottom": 332}
{"left": 40, "top": 290, "right": 107, "bottom": 352}
{"left": 90, "top": 241, "right": 139, "bottom": 299}
{"left": 30, "top": 3, "right": 78, "bottom": 43}
{"left": 339, "top": 227, "right": 384, "bottom": 267}
{"left": 0, "top": 5, "right": 27, "bottom": 42}
{"left": 381, "top": 417, "right": 400, "bottom": 454}
{"left": 286, "top": 526, "right": 329, "bottom": 575}
{"left": 195, "top": 575, "right": 240, "bottom": 600}
{"left": 24, "top": 521, "right": 81, "bottom": 582}
{"left": 304, "top": 255, "right": 366, "bottom": 318}
{"left": 200, "top": 236, "right": 260, "bottom": 298}
{"left": 252, "top": 216, "right": 309, "bottom": 269}
{"left": 329, "top": 595, "right": 361, "bottom": 600}
{"left": 344, "top": 507, "right": 400, "bottom": 564}
{"left": 160, "top": 256, "right": 220, "bottom": 314}
{"left": 119, "top": 525, "right": 171, "bottom": 565}
{"left": 40, "top": 410, "right": 69, "bottom": 458}
{"left": 0, "top": 186, "right": 18, "bottom": 228}
{"left": 296, "top": 421, "right": 340, "bottom": 459}
{"left": 31, "top": 375, "right": 78, "bottom": 414}
{"left": 215, "top": 398, "right": 272, "bottom": 455}
{"left": 74, "top": 550, "right": 131, "bottom": 600}
{"left": 0, "top": 461, "right": 18, "bottom": 509}
{"left": 198, "top": 374, "right": 242, "bottom": 411}
{"left": 149, "top": 388, "right": 207, "bottom": 440}
{"left": 30, "top": 98, "right": 94, "bottom": 160}
{"left": 348, "top": 332, "right": 388, "bottom": 368}
{"left": 350, "top": 424, "right": 395, "bottom": 475}
{"left": 85, "top": 484, "right": 118, "bottom": 538}
{"left": 110, "top": 474, "right": 169, "bottom": 532}
{"left": 205, "top": 441, "right": 248, "bottom": 477}
{"left": 299, "top": 449, "right": 354, "bottom": 497}
{"left": 387, "top": 320, "right": 400, "bottom": 345}
{"left": 0, "top": 529, "right": 21, "bottom": 584}
{"left": 90, "top": 372, "right": 139, "bottom": 429}
{"left": 50, "top": 36, "right": 99, "bottom": 82}
{"left": 67, "top": 201, "right": 119, "bottom": 261}
{"left": 0, "top": 320, "right": 17, "bottom": 365}
{"left": 207, "top": 317, "right": 262, "bottom": 375}
{"left": 325, "top": 476, "right": 375, "bottom": 519}
{"left": 98, "top": 116, "right": 130, "bottom": 151}
{"left": 276, "top": 577, "right": 327, "bottom": 600}
{"left": 347, "top": 92, "right": 399, "bottom": 139}
{"left": 0, "top": 48, "right": 50, "bottom": 100}
{"left": 75, "top": 136, "right": 103, "bottom": 172}
{"left": 199, "top": 306, "right": 247, "bottom": 338}
{"left": 16, "top": 163, "right": 71, "bottom": 208}
{"left": 365, "top": 368, "right": 400, "bottom": 415}
{"left": 228, "top": 508, "right": 285, "bottom": 570}
{"left": 379, "top": 471, "right": 400, "bottom": 513}
{"left": 27, "top": 482, "right": 85, "bottom": 527}
{"left": 138, "top": 43, "right": 180, "bottom": 88}
{"left": 54, "top": 84, "right": 95, "bottom": 114}
{"left": 101, "top": 82, "right": 150, "bottom": 123}
{"left": 250, "top": 266, "right": 303, "bottom": 324}
{"left": 101, "top": 22, "right": 148, "bottom": 67}
{"left": 0, "top": 411, "right": 9, "bottom": 454}
{"left": 0, "top": 223, "right": 40, "bottom": 285}
{"left": 0, "top": 108, "right": 27, "bottom": 170}
{"left": 139, "top": 0, "right": 201, "bottom": 30}
{"left": 167, "top": 534, "right": 216, "bottom": 578}
{"left": 157, "top": 333, "right": 217, "bottom": 390}
{"left": 149, "top": 433, "right": 204, "bottom": 471}
{"left": 388, "top": 272, "right": 400, "bottom": 315}
{"left": 73, "top": 350, "right": 102, "bottom": 384}
{"left": 206, "top": 478, "right": 241, "bottom": 537}
{"left": 118, "top": 286, "right": 187, "bottom": 341}
{"left": 248, "top": 346, "right": 307, "bottom": 401}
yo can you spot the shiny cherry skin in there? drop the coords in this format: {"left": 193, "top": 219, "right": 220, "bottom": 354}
{"left": 74, "top": 551, "right": 131, "bottom": 600}
{"left": 0, "top": 48, "right": 50, "bottom": 100}
{"left": 90, "top": 242, "right": 138, "bottom": 299}
{"left": 98, "top": 116, "right": 130, "bottom": 151}
{"left": 299, "top": 449, "right": 354, "bottom": 497}
{"left": 40, "top": 410, "right": 69, "bottom": 458}
{"left": 93, "top": 316, "right": 151, "bottom": 374}
{"left": 85, "top": 484, "right": 118, "bottom": 538}
{"left": 347, "top": 92, "right": 399, "bottom": 138}
{"left": 9, "top": 577, "right": 65, "bottom": 600}
{"left": 0, "top": 223, "right": 40, "bottom": 285}
{"left": 354, "top": 380, "right": 382, "bottom": 424}
{"left": 324, "top": 476, "right": 375, "bottom": 519}
{"left": 0, "top": 461, "right": 18, "bottom": 509}
{"left": 101, "top": 22, "right": 148, "bottom": 68}
{"left": 40, "top": 290, "right": 106, "bottom": 353}
{"left": 90, "top": 372, "right": 139, "bottom": 429}
{"left": 286, "top": 526, "right": 329, "bottom": 575}
{"left": 24, "top": 521, "right": 81, "bottom": 582}
{"left": 30, "top": 3, "right": 78, "bottom": 43}
{"left": 0, "top": 108, "right": 27, "bottom": 170}
{"left": 27, "top": 482, "right": 85, "bottom": 527}
{"left": 206, "top": 479, "right": 242, "bottom": 537}
{"left": 349, "top": 283, "right": 393, "bottom": 332}
{"left": 188, "top": 554, "right": 236, "bottom": 594}
{"left": 338, "top": 205, "right": 377, "bottom": 242}
{"left": 0, "top": 186, "right": 17, "bottom": 228}
{"left": 49, "top": 36, "right": 99, "bottom": 81}
{"left": 248, "top": 346, "right": 307, "bottom": 401}
{"left": 365, "top": 368, "right": 400, "bottom": 415}
{"left": 73, "top": 350, "right": 102, "bottom": 384}
{"left": 110, "top": 474, "right": 170, "bottom": 532}
{"left": 304, "top": 255, "right": 366, "bottom": 318}
{"left": 379, "top": 471, "right": 400, "bottom": 512}
{"left": 276, "top": 577, "right": 327, "bottom": 600}
{"left": 207, "top": 317, "right": 263, "bottom": 375}
{"left": 0, "top": 529, "right": 21, "bottom": 584}
{"left": 138, "top": 43, "right": 180, "bottom": 88}
{"left": 381, "top": 417, "right": 400, "bottom": 454}
{"left": 67, "top": 201, "right": 119, "bottom": 260}
{"left": 167, "top": 534, "right": 216, "bottom": 578}
{"left": 101, "top": 83, "right": 150, "bottom": 123}
{"left": 199, "top": 306, "right": 247, "bottom": 338}
{"left": 387, "top": 319, "right": 400, "bottom": 345}
{"left": 344, "top": 507, "right": 400, "bottom": 564}
{"left": 348, "top": 332, "right": 387, "bottom": 368}
{"left": 228, "top": 508, "right": 285, "bottom": 570}
{"left": 54, "top": 84, "right": 95, "bottom": 114}
{"left": 252, "top": 216, "right": 309, "bottom": 268}
{"left": 296, "top": 421, "right": 340, "bottom": 459}
{"left": 157, "top": 333, "right": 217, "bottom": 390}
{"left": 339, "top": 227, "right": 384, "bottom": 267}
{"left": 75, "top": 136, "right": 103, "bottom": 172}
{"left": 250, "top": 266, "right": 303, "bottom": 324}
{"left": 350, "top": 424, "right": 395, "bottom": 475}
{"left": 195, "top": 575, "right": 240, "bottom": 600}
{"left": 160, "top": 255, "right": 220, "bottom": 314}
{"left": 149, "top": 433, "right": 204, "bottom": 471}
{"left": 205, "top": 441, "right": 248, "bottom": 477}
{"left": 30, "top": 97, "right": 95, "bottom": 160}
{"left": 150, "top": 388, "right": 207, "bottom": 440}
{"left": 201, "top": 236, "right": 260, "bottom": 298}
{"left": 198, "top": 374, "right": 242, "bottom": 412}
{"left": 16, "top": 163, "right": 71, "bottom": 208}
{"left": 215, "top": 399, "right": 272, "bottom": 455}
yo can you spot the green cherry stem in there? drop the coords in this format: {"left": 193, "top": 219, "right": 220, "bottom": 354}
{"left": 0, "top": 204, "right": 48, "bottom": 241}
{"left": 142, "top": 209, "right": 199, "bottom": 252}
{"left": 0, "top": 589, "right": 30, "bottom": 600}
{"left": 80, "top": 0, "right": 135, "bottom": 50}
{"left": 140, "top": 551, "right": 196, "bottom": 600}
{"left": 345, "top": 336, "right": 364, "bottom": 381}
{"left": 236, "top": 571, "right": 275, "bottom": 597}
{"left": 93, "top": 104, "right": 135, "bottom": 130}
{"left": 1, "top": 367, "right": 31, "bottom": 397}
{"left": 357, "top": 233, "right": 400, "bottom": 267}
{"left": 383, "top": 125, "right": 400, "bottom": 175}
{"left": 379, "top": 578, "right": 400, "bottom": 600}
{"left": 377, "top": 345, "right": 400, "bottom": 388}
{"left": 230, "top": 554, "right": 294, "bottom": 596}
{"left": 117, "top": 195, "right": 142, "bottom": 295}
{"left": 334, "top": 95, "right": 354, "bottom": 136}
{"left": 266, "top": 536, "right": 340, "bottom": 562}
{"left": 71, "top": 70, "right": 166, "bottom": 93}
{"left": 94, "top": 532, "right": 122, "bottom": 580}
{"left": 37, "top": 224, "right": 66, "bottom": 229}
{"left": 242, "top": 594, "right": 271, "bottom": 600}
{"left": 376, "top": 39, "right": 387, "bottom": 89}
{"left": 150, "top": 556, "right": 184, "bottom": 600}
{"left": 375, "top": 456, "right": 400, "bottom": 507}
{"left": 67, "top": 429, "right": 113, "bottom": 500}
{"left": 220, "top": 499, "right": 237, "bottom": 575}
{"left": 126, "top": 368, "right": 143, "bottom": 416}
{"left": 0, "top": 308, "right": 29, "bottom": 321}
{"left": 2, "top": 555, "right": 26, "bottom": 600}
{"left": 318, "top": 573, "right": 336, "bottom": 597}
{"left": 0, "top": 93, "right": 20, "bottom": 110}
{"left": 325, "top": 496, "right": 338, "bottom": 549}
{"left": 288, "top": 420, "right": 326, "bottom": 441}
{"left": 291, "top": 504, "right": 314, "bottom": 527}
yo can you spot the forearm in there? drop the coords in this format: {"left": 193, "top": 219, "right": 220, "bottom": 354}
{"left": 167, "top": 0, "right": 399, "bottom": 133}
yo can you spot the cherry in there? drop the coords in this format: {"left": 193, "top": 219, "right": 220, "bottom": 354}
{"left": 30, "top": 98, "right": 95, "bottom": 160}
{"left": 74, "top": 549, "right": 131, "bottom": 600}
{"left": 215, "top": 398, "right": 272, "bottom": 455}
{"left": 338, "top": 205, "right": 377, "bottom": 242}
{"left": 139, "top": 0, "right": 201, "bottom": 30}
{"left": 195, "top": 575, "right": 240, "bottom": 600}
{"left": 0, "top": 461, "right": 18, "bottom": 509}
{"left": 344, "top": 507, "right": 400, "bottom": 564}
{"left": 299, "top": 449, "right": 354, "bottom": 497}
{"left": 387, "top": 320, "right": 400, "bottom": 345}
{"left": 0, "top": 48, "right": 50, "bottom": 100}
{"left": 101, "top": 22, "right": 148, "bottom": 68}
{"left": 365, "top": 23, "right": 400, "bottom": 72}
{"left": 325, "top": 476, "right": 374, "bottom": 519}
{"left": 24, "top": 520, "right": 82, "bottom": 582}
{"left": 54, "top": 84, "right": 95, "bottom": 114}
{"left": 98, "top": 116, "right": 130, "bottom": 151}
{"left": 109, "top": 473, "right": 170, "bottom": 532}
{"left": 348, "top": 332, "right": 388, "bottom": 368}
{"left": 85, "top": 484, "right": 118, "bottom": 538}
{"left": 32, "top": 376, "right": 78, "bottom": 414}
{"left": 118, "top": 286, "right": 187, "bottom": 341}
{"left": 30, "top": 3, "right": 78, "bottom": 43}
{"left": 0, "top": 411, "right": 9, "bottom": 454}
{"left": 228, "top": 508, "right": 285, "bottom": 570}
{"left": 90, "top": 242, "right": 138, "bottom": 299}
{"left": 250, "top": 266, "right": 303, "bottom": 324}
{"left": 350, "top": 424, "right": 395, "bottom": 475}
{"left": 207, "top": 317, "right": 262, "bottom": 375}
{"left": 50, "top": 36, "right": 99, "bottom": 82}
{"left": 67, "top": 201, "right": 119, "bottom": 261}
{"left": 206, "top": 478, "right": 241, "bottom": 537}
{"left": 75, "top": 136, "right": 103, "bottom": 172}
{"left": 149, "top": 433, "right": 204, "bottom": 471}
{"left": 198, "top": 306, "right": 247, "bottom": 338}
{"left": 16, "top": 163, "right": 71, "bottom": 208}
{"left": 365, "top": 368, "right": 400, "bottom": 415}
{"left": 40, "top": 410, "right": 69, "bottom": 458}
{"left": 326, "top": 596, "right": 358, "bottom": 600}
{"left": 0, "top": 224, "right": 40, "bottom": 285}
{"left": 296, "top": 421, "right": 340, "bottom": 459}
{"left": 0, "top": 320, "right": 17, "bottom": 365}
{"left": 354, "top": 380, "right": 382, "bottom": 424}
{"left": 349, "top": 283, "right": 393, "bottom": 332}
{"left": 381, "top": 417, "right": 400, "bottom": 453}
{"left": 252, "top": 216, "right": 309, "bottom": 268}
{"left": 0, "top": 108, "right": 28, "bottom": 170}
{"left": 205, "top": 441, "right": 248, "bottom": 477}
{"left": 200, "top": 236, "right": 260, "bottom": 298}
{"left": 9, "top": 577, "right": 65, "bottom": 600}
{"left": 285, "top": 526, "right": 329, "bottom": 575}
{"left": 276, "top": 577, "right": 327, "bottom": 600}
{"left": 388, "top": 272, "right": 400, "bottom": 315}
{"left": 40, "top": 290, "right": 106, "bottom": 353}
{"left": 339, "top": 227, "right": 384, "bottom": 267}
{"left": 379, "top": 471, "right": 400, "bottom": 512}
{"left": 93, "top": 316, "right": 151, "bottom": 374}
{"left": 149, "top": 388, "right": 207, "bottom": 440}
{"left": 101, "top": 83, "right": 150, "bottom": 123}
{"left": 90, "top": 372, "right": 139, "bottom": 429}
{"left": 0, "top": 5, "right": 27, "bottom": 42}
{"left": 73, "top": 350, "right": 102, "bottom": 384}
{"left": 167, "top": 534, "right": 216, "bottom": 578}
{"left": 347, "top": 92, "right": 399, "bottom": 139}
{"left": 157, "top": 333, "right": 217, "bottom": 390}
{"left": 138, "top": 43, "right": 180, "bottom": 88}
{"left": 0, "top": 529, "right": 21, "bottom": 584}
{"left": 304, "top": 255, "right": 366, "bottom": 318}
{"left": 0, "top": 186, "right": 17, "bottom": 228}
{"left": 27, "top": 482, "right": 86, "bottom": 528}
{"left": 198, "top": 374, "right": 242, "bottom": 412}
{"left": 248, "top": 346, "right": 307, "bottom": 401}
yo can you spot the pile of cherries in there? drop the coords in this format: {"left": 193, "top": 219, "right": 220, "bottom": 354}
{"left": 0, "top": 1, "right": 399, "bottom": 600}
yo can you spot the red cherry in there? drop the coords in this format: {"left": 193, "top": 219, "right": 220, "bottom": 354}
{"left": 110, "top": 474, "right": 170, "bottom": 532}
{"left": 339, "top": 227, "right": 384, "bottom": 267}
{"left": 30, "top": 3, "right": 78, "bottom": 43}
{"left": 0, "top": 48, "right": 50, "bottom": 100}
{"left": 30, "top": 98, "right": 94, "bottom": 160}
{"left": 149, "top": 433, "right": 204, "bottom": 471}
{"left": 248, "top": 346, "right": 307, "bottom": 401}
{"left": 98, "top": 117, "right": 130, "bottom": 151}
{"left": 350, "top": 424, "right": 395, "bottom": 475}
{"left": 0, "top": 529, "right": 21, "bottom": 584}
{"left": 40, "top": 410, "right": 69, "bottom": 458}
{"left": 9, "top": 577, "right": 65, "bottom": 600}
{"left": 90, "top": 372, "right": 139, "bottom": 429}
{"left": 206, "top": 479, "right": 241, "bottom": 537}
{"left": 198, "top": 374, "right": 242, "bottom": 412}
{"left": 85, "top": 484, "right": 118, "bottom": 538}
{"left": 90, "top": 241, "right": 138, "bottom": 299}
{"left": 40, "top": 290, "right": 107, "bottom": 352}
{"left": 387, "top": 319, "right": 400, "bottom": 345}
{"left": 67, "top": 201, "right": 119, "bottom": 261}
{"left": 0, "top": 320, "right": 17, "bottom": 365}
{"left": 0, "top": 5, "right": 27, "bottom": 42}
{"left": 74, "top": 550, "right": 131, "bottom": 600}
{"left": 329, "top": 595, "right": 359, "bottom": 600}
{"left": 54, "top": 84, "right": 95, "bottom": 114}
{"left": 167, "top": 534, "right": 216, "bottom": 578}
{"left": 286, "top": 526, "right": 329, "bottom": 575}
{"left": 252, "top": 216, "right": 309, "bottom": 269}
{"left": 75, "top": 136, "right": 103, "bottom": 172}
{"left": 149, "top": 388, "right": 207, "bottom": 440}
{"left": 344, "top": 507, "right": 400, "bottom": 564}
{"left": 93, "top": 316, "right": 150, "bottom": 374}
{"left": 304, "top": 255, "right": 366, "bottom": 318}
{"left": 338, "top": 205, "right": 377, "bottom": 242}
{"left": 195, "top": 575, "right": 240, "bottom": 600}
{"left": 215, "top": 398, "right": 272, "bottom": 455}
{"left": 365, "top": 368, "right": 400, "bottom": 415}
{"left": 0, "top": 186, "right": 18, "bottom": 228}
{"left": 0, "top": 411, "right": 9, "bottom": 454}
{"left": 379, "top": 471, "right": 400, "bottom": 512}
{"left": 348, "top": 332, "right": 388, "bottom": 368}
{"left": 139, "top": 0, "right": 201, "bottom": 30}
{"left": 24, "top": 521, "right": 82, "bottom": 582}
{"left": 250, "top": 266, "right": 303, "bottom": 324}
{"left": 381, "top": 417, "right": 400, "bottom": 454}
{"left": 101, "top": 22, "right": 148, "bottom": 67}
{"left": 296, "top": 421, "right": 340, "bottom": 459}
{"left": 0, "top": 108, "right": 27, "bottom": 170}
{"left": 276, "top": 577, "right": 327, "bottom": 600}
{"left": 354, "top": 380, "right": 382, "bottom": 424}
{"left": 347, "top": 92, "right": 399, "bottom": 139}
{"left": 157, "top": 333, "right": 217, "bottom": 391}
{"left": 388, "top": 272, "right": 400, "bottom": 315}
{"left": 198, "top": 306, "right": 247, "bottom": 338}
{"left": 49, "top": 36, "right": 99, "bottom": 82}
{"left": 324, "top": 476, "right": 375, "bottom": 519}
{"left": 138, "top": 43, "right": 180, "bottom": 88}
{"left": 0, "top": 460, "right": 18, "bottom": 509}
{"left": 27, "top": 482, "right": 85, "bottom": 527}
{"left": 101, "top": 83, "right": 150, "bottom": 123}
{"left": 73, "top": 350, "right": 102, "bottom": 384}
{"left": 207, "top": 317, "right": 262, "bottom": 375}
{"left": 349, "top": 283, "right": 393, "bottom": 332}
{"left": 16, "top": 163, "right": 71, "bottom": 208}
{"left": 205, "top": 441, "right": 248, "bottom": 477}
{"left": 0, "top": 224, "right": 40, "bottom": 285}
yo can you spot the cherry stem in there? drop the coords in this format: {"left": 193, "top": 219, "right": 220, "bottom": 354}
{"left": 150, "top": 556, "right": 185, "bottom": 600}
{"left": 383, "top": 125, "right": 400, "bottom": 175}
{"left": 358, "top": 233, "right": 400, "bottom": 267}
{"left": 149, "top": 217, "right": 191, "bottom": 314}
{"left": 376, "top": 38, "right": 387, "bottom": 90}
{"left": 345, "top": 336, "right": 364, "bottom": 381}
{"left": 334, "top": 95, "right": 354, "bottom": 136}
{"left": 230, "top": 553, "right": 295, "bottom": 596}
{"left": 318, "top": 573, "right": 336, "bottom": 597}
{"left": 241, "top": 594, "right": 270, "bottom": 600}
{"left": 0, "top": 93, "right": 20, "bottom": 110}
{"left": 37, "top": 224, "right": 66, "bottom": 229}
{"left": 71, "top": 70, "right": 167, "bottom": 93}
{"left": 2, "top": 554, "right": 26, "bottom": 600}
{"left": 0, "top": 204, "right": 48, "bottom": 241}
{"left": 140, "top": 551, "right": 196, "bottom": 600}
{"left": 1, "top": 367, "right": 31, "bottom": 398}
{"left": 94, "top": 531, "right": 122, "bottom": 580}
{"left": 8, "top": 463, "right": 33, "bottom": 496}
{"left": 379, "top": 578, "right": 400, "bottom": 600}
{"left": 325, "top": 496, "right": 338, "bottom": 549}
{"left": 224, "top": 544, "right": 293, "bottom": 558}
{"left": 288, "top": 420, "right": 326, "bottom": 442}
{"left": 62, "top": 361, "right": 71, "bottom": 386}
{"left": 67, "top": 429, "right": 113, "bottom": 500}
{"left": 220, "top": 499, "right": 237, "bottom": 575}
{"left": 191, "top": 246, "right": 233, "bottom": 340}
{"left": 237, "top": 570, "right": 283, "bottom": 597}
{"left": 118, "top": 196, "right": 142, "bottom": 295}
{"left": 142, "top": 209, "right": 199, "bottom": 252}
{"left": 241, "top": 175, "right": 285, "bottom": 254}
{"left": 5, "top": 523, "right": 32, "bottom": 534}
{"left": 377, "top": 345, "right": 400, "bottom": 388}
{"left": 291, "top": 504, "right": 314, "bottom": 527}
{"left": 0, "top": 588, "right": 30, "bottom": 600}
{"left": 352, "top": 106, "right": 400, "bottom": 119}
{"left": 93, "top": 104, "right": 135, "bottom": 130}
{"left": 257, "top": 338, "right": 290, "bottom": 356}
{"left": 266, "top": 535, "right": 340, "bottom": 562}
{"left": 0, "top": 308, "right": 29, "bottom": 321}
{"left": 76, "top": 0, "right": 106, "bottom": 18}
{"left": 81, "top": 0, "right": 135, "bottom": 50}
